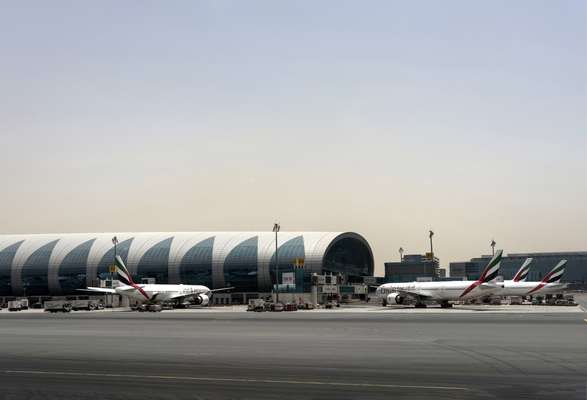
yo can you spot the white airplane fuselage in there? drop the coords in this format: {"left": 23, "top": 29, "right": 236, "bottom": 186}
{"left": 376, "top": 280, "right": 502, "bottom": 302}
{"left": 113, "top": 283, "right": 211, "bottom": 303}
{"left": 497, "top": 281, "right": 567, "bottom": 297}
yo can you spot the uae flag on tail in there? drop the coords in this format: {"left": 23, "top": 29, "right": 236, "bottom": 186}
{"left": 114, "top": 255, "right": 135, "bottom": 286}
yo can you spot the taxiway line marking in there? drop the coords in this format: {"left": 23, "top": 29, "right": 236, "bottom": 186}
{"left": 0, "top": 370, "right": 468, "bottom": 391}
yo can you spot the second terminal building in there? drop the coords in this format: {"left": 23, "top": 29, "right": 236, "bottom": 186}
{"left": 0, "top": 231, "right": 374, "bottom": 301}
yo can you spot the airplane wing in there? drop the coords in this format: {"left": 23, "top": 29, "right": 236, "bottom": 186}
{"left": 210, "top": 287, "right": 234, "bottom": 293}
{"left": 166, "top": 292, "right": 207, "bottom": 304}
{"left": 166, "top": 287, "right": 234, "bottom": 302}
{"left": 165, "top": 290, "right": 208, "bottom": 301}
{"left": 78, "top": 287, "right": 116, "bottom": 294}
{"left": 386, "top": 288, "right": 433, "bottom": 300}
{"left": 479, "top": 282, "right": 503, "bottom": 290}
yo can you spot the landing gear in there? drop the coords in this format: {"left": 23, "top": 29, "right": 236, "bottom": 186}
{"left": 382, "top": 299, "right": 387, "bottom": 307}
{"left": 440, "top": 301, "right": 452, "bottom": 308}
{"left": 414, "top": 303, "right": 427, "bottom": 308}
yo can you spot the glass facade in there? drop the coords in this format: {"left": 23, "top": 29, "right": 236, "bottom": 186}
{"left": 269, "top": 236, "right": 305, "bottom": 289}
{"left": 502, "top": 253, "right": 587, "bottom": 283}
{"left": 450, "top": 252, "right": 587, "bottom": 283}
{"left": 448, "top": 262, "right": 468, "bottom": 278}
{"left": 58, "top": 239, "right": 96, "bottom": 294}
{"left": 323, "top": 237, "right": 373, "bottom": 281}
{"left": 180, "top": 237, "right": 214, "bottom": 287}
{"left": 21, "top": 240, "right": 59, "bottom": 296}
{"left": 0, "top": 232, "right": 375, "bottom": 296}
{"left": 0, "top": 241, "right": 24, "bottom": 296}
{"left": 136, "top": 237, "right": 174, "bottom": 283}
{"left": 224, "top": 236, "right": 258, "bottom": 292}
{"left": 384, "top": 255, "right": 440, "bottom": 283}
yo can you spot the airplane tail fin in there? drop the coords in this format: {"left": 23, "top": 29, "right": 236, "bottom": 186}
{"left": 540, "top": 260, "right": 567, "bottom": 284}
{"left": 114, "top": 255, "right": 135, "bottom": 286}
{"left": 479, "top": 250, "right": 503, "bottom": 283}
{"left": 512, "top": 258, "right": 533, "bottom": 282}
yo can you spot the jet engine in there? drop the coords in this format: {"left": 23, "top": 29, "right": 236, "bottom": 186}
{"left": 386, "top": 293, "right": 405, "bottom": 305}
{"left": 194, "top": 294, "right": 210, "bottom": 306}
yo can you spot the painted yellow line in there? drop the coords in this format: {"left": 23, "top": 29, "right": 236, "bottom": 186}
{"left": 0, "top": 370, "right": 468, "bottom": 391}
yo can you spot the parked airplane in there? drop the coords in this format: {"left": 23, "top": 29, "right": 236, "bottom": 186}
{"left": 83, "top": 255, "right": 233, "bottom": 307}
{"left": 375, "top": 250, "right": 503, "bottom": 308}
{"left": 498, "top": 259, "right": 568, "bottom": 297}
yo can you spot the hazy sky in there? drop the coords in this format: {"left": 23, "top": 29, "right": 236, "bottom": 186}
{"left": 1, "top": 1, "right": 585, "bottom": 275}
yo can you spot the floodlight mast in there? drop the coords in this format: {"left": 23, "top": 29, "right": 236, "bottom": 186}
{"left": 273, "top": 223, "right": 281, "bottom": 303}
{"left": 111, "top": 236, "right": 118, "bottom": 307}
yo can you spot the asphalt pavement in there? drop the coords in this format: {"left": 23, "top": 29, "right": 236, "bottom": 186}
{"left": 0, "top": 309, "right": 585, "bottom": 400}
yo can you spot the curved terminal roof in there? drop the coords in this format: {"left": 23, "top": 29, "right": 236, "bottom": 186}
{"left": 0, "top": 232, "right": 373, "bottom": 296}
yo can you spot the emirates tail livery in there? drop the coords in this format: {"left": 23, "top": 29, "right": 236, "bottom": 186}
{"left": 498, "top": 259, "right": 568, "bottom": 297}
{"left": 83, "top": 255, "right": 233, "bottom": 307}
{"left": 511, "top": 258, "right": 533, "bottom": 282}
{"left": 376, "top": 250, "right": 503, "bottom": 308}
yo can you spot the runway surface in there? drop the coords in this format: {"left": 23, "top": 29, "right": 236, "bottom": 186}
{"left": 0, "top": 310, "right": 585, "bottom": 399}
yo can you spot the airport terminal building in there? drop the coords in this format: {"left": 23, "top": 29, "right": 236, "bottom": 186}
{"left": 0, "top": 232, "right": 374, "bottom": 298}
{"left": 449, "top": 251, "right": 587, "bottom": 283}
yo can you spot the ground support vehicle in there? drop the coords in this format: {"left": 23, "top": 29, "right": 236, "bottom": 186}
{"left": 8, "top": 301, "right": 22, "bottom": 312}
{"left": 71, "top": 299, "right": 100, "bottom": 311}
{"left": 247, "top": 299, "right": 265, "bottom": 312}
{"left": 45, "top": 300, "right": 73, "bottom": 313}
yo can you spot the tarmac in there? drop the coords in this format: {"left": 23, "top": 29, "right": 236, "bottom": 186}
{"left": 0, "top": 303, "right": 585, "bottom": 400}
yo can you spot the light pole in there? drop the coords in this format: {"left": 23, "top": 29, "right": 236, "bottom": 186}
{"left": 111, "top": 236, "right": 118, "bottom": 308}
{"left": 112, "top": 236, "right": 118, "bottom": 266}
{"left": 429, "top": 230, "right": 434, "bottom": 257}
{"left": 273, "top": 223, "right": 280, "bottom": 304}
{"left": 490, "top": 239, "right": 496, "bottom": 256}
{"left": 398, "top": 247, "right": 404, "bottom": 262}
